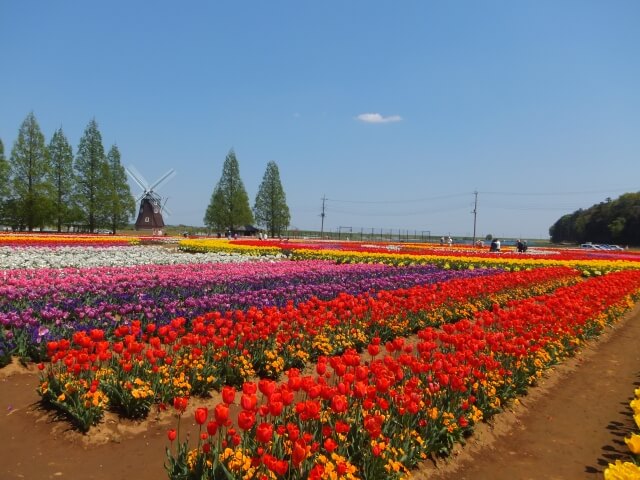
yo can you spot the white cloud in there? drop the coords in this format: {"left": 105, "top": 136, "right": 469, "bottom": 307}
{"left": 356, "top": 113, "right": 402, "bottom": 124}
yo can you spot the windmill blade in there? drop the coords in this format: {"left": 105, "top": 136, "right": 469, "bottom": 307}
{"left": 126, "top": 165, "right": 150, "bottom": 192}
{"left": 135, "top": 192, "right": 146, "bottom": 203}
{"left": 149, "top": 169, "right": 176, "bottom": 192}
{"left": 161, "top": 198, "right": 172, "bottom": 216}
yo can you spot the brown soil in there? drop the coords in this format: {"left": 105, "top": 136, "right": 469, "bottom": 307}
{"left": 1, "top": 308, "right": 639, "bottom": 480}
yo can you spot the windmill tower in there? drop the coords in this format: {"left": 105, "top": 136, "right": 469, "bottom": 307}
{"left": 126, "top": 165, "right": 176, "bottom": 233}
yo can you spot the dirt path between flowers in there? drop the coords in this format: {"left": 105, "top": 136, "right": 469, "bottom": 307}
{"left": 1, "top": 308, "right": 639, "bottom": 480}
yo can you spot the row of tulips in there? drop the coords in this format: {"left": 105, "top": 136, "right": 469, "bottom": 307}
{"left": 178, "top": 239, "right": 640, "bottom": 275}
{"left": 237, "top": 238, "right": 638, "bottom": 263}
{"left": 0, "top": 233, "right": 139, "bottom": 247}
{"left": 35, "top": 266, "right": 579, "bottom": 431}
{"left": 164, "top": 269, "right": 640, "bottom": 479}
{"left": 0, "top": 245, "right": 278, "bottom": 270}
{"left": 179, "top": 239, "right": 282, "bottom": 257}
{"left": 1, "top": 262, "right": 493, "bottom": 362}
{"left": 287, "top": 246, "right": 640, "bottom": 276}
{"left": 603, "top": 387, "right": 640, "bottom": 478}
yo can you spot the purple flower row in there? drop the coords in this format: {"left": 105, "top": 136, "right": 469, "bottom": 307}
{"left": 1, "top": 261, "right": 499, "bottom": 337}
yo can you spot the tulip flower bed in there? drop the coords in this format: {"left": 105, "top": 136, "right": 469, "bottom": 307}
{"left": 35, "top": 265, "right": 578, "bottom": 432}
{"left": 285, "top": 244, "right": 640, "bottom": 275}
{"left": 2, "top": 261, "right": 497, "bottom": 363}
{"left": 0, "top": 245, "right": 279, "bottom": 270}
{"left": 164, "top": 269, "right": 640, "bottom": 480}
{"left": 604, "top": 387, "right": 640, "bottom": 479}
{"left": 179, "top": 238, "right": 640, "bottom": 276}
{"left": 179, "top": 239, "right": 283, "bottom": 257}
{"left": 236, "top": 238, "right": 637, "bottom": 263}
{"left": 0, "top": 232, "right": 139, "bottom": 247}
{"left": 4, "top": 237, "right": 638, "bottom": 479}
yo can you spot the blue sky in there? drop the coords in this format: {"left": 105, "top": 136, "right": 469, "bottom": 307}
{"left": 1, "top": 1, "right": 638, "bottom": 239}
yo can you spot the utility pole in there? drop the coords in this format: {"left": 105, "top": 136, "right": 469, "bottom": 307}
{"left": 320, "top": 195, "right": 326, "bottom": 238}
{"left": 472, "top": 190, "right": 478, "bottom": 246}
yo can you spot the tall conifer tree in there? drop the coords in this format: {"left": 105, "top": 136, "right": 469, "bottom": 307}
{"left": 105, "top": 145, "right": 135, "bottom": 233}
{"left": 0, "top": 139, "right": 10, "bottom": 223}
{"left": 0, "top": 139, "right": 8, "bottom": 197}
{"left": 204, "top": 149, "right": 253, "bottom": 233}
{"left": 253, "top": 161, "right": 290, "bottom": 237}
{"left": 9, "top": 112, "right": 52, "bottom": 231}
{"left": 47, "top": 128, "right": 76, "bottom": 232}
{"left": 74, "top": 119, "right": 109, "bottom": 232}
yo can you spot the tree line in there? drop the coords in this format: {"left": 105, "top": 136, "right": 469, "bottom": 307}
{"left": 549, "top": 192, "right": 640, "bottom": 245}
{"left": 1, "top": 114, "right": 292, "bottom": 236}
{"left": 204, "top": 149, "right": 291, "bottom": 238}
{"left": 0, "top": 112, "right": 135, "bottom": 233}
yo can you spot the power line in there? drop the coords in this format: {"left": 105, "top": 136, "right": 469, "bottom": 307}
{"left": 326, "top": 193, "right": 470, "bottom": 204}
{"left": 481, "top": 188, "right": 636, "bottom": 197}
{"left": 488, "top": 205, "right": 590, "bottom": 211}
{"left": 319, "top": 188, "right": 634, "bottom": 208}
{"left": 326, "top": 204, "right": 470, "bottom": 217}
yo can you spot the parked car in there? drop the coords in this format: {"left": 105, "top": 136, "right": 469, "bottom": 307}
{"left": 581, "top": 243, "right": 623, "bottom": 251}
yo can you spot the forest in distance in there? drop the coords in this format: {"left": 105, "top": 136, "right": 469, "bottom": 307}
{"left": 549, "top": 192, "right": 640, "bottom": 246}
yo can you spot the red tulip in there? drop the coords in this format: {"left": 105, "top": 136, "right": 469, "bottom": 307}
{"left": 241, "top": 393, "right": 258, "bottom": 411}
{"left": 324, "top": 437, "right": 338, "bottom": 452}
{"left": 194, "top": 407, "right": 208, "bottom": 425}
{"left": 286, "top": 422, "right": 300, "bottom": 441}
{"left": 292, "top": 440, "right": 307, "bottom": 466}
{"left": 238, "top": 411, "right": 256, "bottom": 430}
{"left": 273, "top": 460, "right": 288, "bottom": 476}
{"left": 222, "top": 386, "right": 236, "bottom": 405}
{"left": 355, "top": 365, "right": 369, "bottom": 380}
{"left": 242, "top": 382, "right": 257, "bottom": 394}
{"left": 330, "top": 395, "right": 348, "bottom": 413}
{"left": 281, "top": 388, "right": 294, "bottom": 406}
{"left": 335, "top": 420, "right": 350, "bottom": 434}
{"left": 167, "top": 428, "right": 177, "bottom": 442}
{"left": 258, "top": 404, "right": 269, "bottom": 417}
{"left": 288, "top": 375, "right": 302, "bottom": 391}
{"left": 258, "top": 379, "right": 276, "bottom": 397}
{"left": 173, "top": 396, "right": 188, "bottom": 413}
{"left": 256, "top": 422, "right": 273, "bottom": 443}
{"left": 214, "top": 403, "right": 229, "bottom": 425}
{"left": 269, "top": 400, "right": 284, "bottom": 417}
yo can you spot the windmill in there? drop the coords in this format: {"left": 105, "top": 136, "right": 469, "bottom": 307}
{"left": 126, "top": 165, "right": 176, "bottom": 232}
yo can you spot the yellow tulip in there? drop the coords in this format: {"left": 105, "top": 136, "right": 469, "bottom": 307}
{"left": 625, "top": 434, "right": 640, "bottom": 454}
{"left": 604, "top": 460, "right": 640, "bottom": 480}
